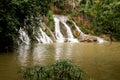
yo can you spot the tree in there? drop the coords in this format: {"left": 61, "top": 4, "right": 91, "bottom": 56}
{"left": 79, "top": 0, "right": 120, "bottom": 40}
{"left": 0, "top": 0, "right": 54, "bottom": 52}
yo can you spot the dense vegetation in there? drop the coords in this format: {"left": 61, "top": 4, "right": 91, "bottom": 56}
{"left": 20, "top": 60, "right": 91, "bottom": 80}
{"left": 79, "top": 0, "right": 120, "bottom": 41}
{"left": 53, "top": 0, "right": 120, "bottom": 41}
{"left": 0, "top": 0, "right": 54, "bottom": 51}
{"left": 0, "top": 0, "right": 120, "bottom": 51}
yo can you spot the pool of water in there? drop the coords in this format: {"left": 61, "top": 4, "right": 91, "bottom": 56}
{"left": 0, "top": 42, "right": 120, "bottom": 80}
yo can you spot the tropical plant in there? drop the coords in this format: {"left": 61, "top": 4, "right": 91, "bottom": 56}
{"left": 20, "top": 60, "right": 91, "bottom": 80}
{"left": 79, "top": 0, "right": 120, "bottom": 40}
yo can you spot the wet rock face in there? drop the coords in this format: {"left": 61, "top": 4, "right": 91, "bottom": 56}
{"left": 100, "top": 34, "right": 112, "bottom": 41}
{"left": 80, "top": 34, "right": 97, "bottom": 42}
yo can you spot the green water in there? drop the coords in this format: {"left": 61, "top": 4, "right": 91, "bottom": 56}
{"left": 0, "top": 42, "right": 120, "bottom": 80}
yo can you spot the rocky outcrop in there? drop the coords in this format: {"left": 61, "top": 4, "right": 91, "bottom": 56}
{"left": 80, "top": 34, "right": 97, "bottom": 42}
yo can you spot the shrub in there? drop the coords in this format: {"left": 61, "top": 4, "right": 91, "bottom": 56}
{"left": 0, "top": 0, "right": 54, "bottom": 51}
{"left": 20, "top": 60, "right": 91, "bottom": 80}
{"left": 79, "top": 0, "right": 120, "bottom": 41}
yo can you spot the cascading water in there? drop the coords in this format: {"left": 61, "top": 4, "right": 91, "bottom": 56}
{"left": 19, "top": 27, "right": 30, "bottom": 45}
{"left": 39, "top": 28, "right": 53, "bottom": 43}
{"left": 53, "top": 15, "right": 78, "bottom": 43}
{"left": 62, "top": 22, "right": 74, "bottom": 38}
{"left": 19, "top": 15, "right": 106, "bottom": 45}
{"left": 96, "top": 37, "right": 106, "bottom": 43}
{"left": 53, "top": 15, "right": 65, "bottom": 42}
{"left": 61, "top": 21, "right": 78, "bottom": 42}
{"left": 19, "top": 27, "right": 53, "bottom": 44}
{"left": 72, "top": 21, "right": 85, "bottom": 40}
{"left": 32, "top": 27, "right": 53, "bottom": 44}
{"left": 71, "top": 20, "right": 106, "bottom": 43}
{"left": 40, "top": 23, "right": 56, "bottom": 42}
{"left": 54, "top": 15, "right": 106, "bottom": 43}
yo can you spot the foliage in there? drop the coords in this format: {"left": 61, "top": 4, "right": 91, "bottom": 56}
{"left": 45, "top": 10, "right": 54, "bottom": 32}
{"left": 79, "top": 0, "right": 120, "bottom": 40}
{"left": 20, "top": 60, "right": 91, "bottom": 80}
{"left": 53, "top": 0, "right": 79, "bottom": 15}
{"left": 53, "top": 0, "right": 67, "bottom": 10}
{"left": 0, "top": 0, "right": 54, "bottom": 51}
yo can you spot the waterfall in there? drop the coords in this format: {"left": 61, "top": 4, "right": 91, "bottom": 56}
{"left": 62, "top": 22, "right": 74, "bottom": 38}
{"left": 34, "top": 28, "right": 53, "bottom": 44}
{"left": 71, "top": 20, "right": 106, "bottom": 43}
{"left": 72, "top": 21, "right": 85, "bottom": 39}
{"left": 19, "top": 16, "right": 53, "bottom": 44}
{"left": 53, "top": 15, "right": 78, "bottom": 43}
{"left": 19, "top": 26, "right": 53, "bottom": 44}
{"left": 61, "top": 21, "right": 78, "bottom": 42}
{"left": 19, "top": 27, "right": 30, "bottom": 45}
{"left": 96, "top": 37, "right": 106, "bottom": 44}
{"left": 19, "top": 15, "right": 106, "bottom": 44}
{"left": 53, "top": 15, "right": 65, "bottom": 42}
{"left": 41, "top": 23, "right": 56, "bottom": 42}
{"left": 39, "top": 28, "right": 53, "bottom": 43}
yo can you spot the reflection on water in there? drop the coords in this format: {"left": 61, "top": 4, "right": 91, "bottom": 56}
{"left": 18, "top": 43, "right": 74, "bottom": 66}
{"left": 55, "top": 43, "right": 73, "bottom": 60}
{"left": 33, "top": 45, "right": 46, "bottom": 65}
{"left": 55, "top": 43, "right": 64, "bottom": 60}
{"left": 18, "top": 45, "right": 30, "bottom": 66}
{"left": 0, "top": 42, "right": 120, "bottom": 80}
{"left": 32, "top": 44, "right": 53, "bottom": 65}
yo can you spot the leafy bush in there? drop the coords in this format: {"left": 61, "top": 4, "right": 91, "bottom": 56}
{"left": 79, "top": 0, "right": 120, "bottom": 40}
{"left": 20, "top": 60, "right": 91, "bottom": 80}
{"left": 0, "top": 0, "right": 54, "bottom": 51}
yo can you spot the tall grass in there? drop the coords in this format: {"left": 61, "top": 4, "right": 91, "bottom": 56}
{"left": 20, "top": 60, "right": 92, "bottom": 80}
